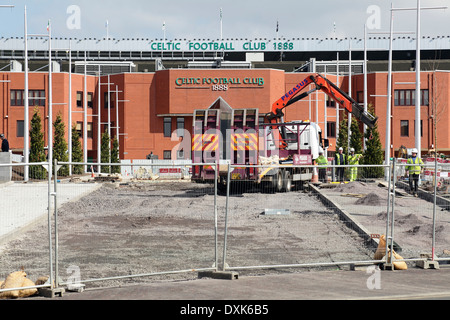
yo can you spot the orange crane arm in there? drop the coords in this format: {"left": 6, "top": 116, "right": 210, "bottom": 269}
{"left": 267, "top": 73, "right": 378, "bottom": 149}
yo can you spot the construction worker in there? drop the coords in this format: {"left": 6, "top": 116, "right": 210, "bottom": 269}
{"left": 406, "top": 148, "right": 424, "bottom": 197}
{"left": 315, "top": 151, "right": 328, "bottom": 183}
{"left": 335, "top": 147, "right": 347, "bottom": 183}
{"left": 348, "top": 148, "right": 363, "bottom": 182}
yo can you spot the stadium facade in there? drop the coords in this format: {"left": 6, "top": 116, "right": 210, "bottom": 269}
{"left": 0, "top": 36, "right": 449, "bottom": 162}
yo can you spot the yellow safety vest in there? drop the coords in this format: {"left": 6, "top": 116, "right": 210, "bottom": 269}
{"left": 315, "top": 156, "right": 328, "bottom": 169}
{"left": 335, "top": 153, "right": 346, "bottom": 165}
{"left": 406, "top": 157, "right": 424, "bottom": 175}
{"left": 348, "top": 154, "right": 362, "bottom": 165}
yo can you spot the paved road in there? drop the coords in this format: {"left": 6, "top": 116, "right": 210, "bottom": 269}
{"left": 46, "top": 266, "right": 450, "bottom": 302}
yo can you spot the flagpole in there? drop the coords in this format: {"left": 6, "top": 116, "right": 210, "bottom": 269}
{"left": 48, "top": 19, "right": 53, "bottom": 181}
{"left": 24, "top": 5, "right": 29, "bottom": 182}
{"left": 220, "top": 8, "right": 223, "bottom": 40}
{"left": 163, "top": 21, "right": 166, "bottom": 41}
{"left": 276, "top": 19, "right": 279, "bottom": 40}
{"left": 106, "top": 20, "right": 109, "bottom": 51}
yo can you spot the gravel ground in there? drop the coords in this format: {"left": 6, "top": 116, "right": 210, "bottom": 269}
{"left": 2, "top": 179, "right": 447, "bottom": 291}
{"left": 320, "top": 181, "right": 450, "bottom": 260}
{"left": 0, "top": 180, "right": 379, "bottom": 289}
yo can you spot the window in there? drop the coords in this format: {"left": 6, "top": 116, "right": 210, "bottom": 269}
{"left": 326, "top": 122, "right": 336, "bottom": 138}
{"left": 87, "top": 122, "right": 93, "bottom": 139}
{"left": 31, "top": 90, "right": 45, "bottom": 107}
{"left": 38, "top": 90, "right": 45, "bottom": 106}
{"left": 177, "top": 118, "right": 185, "bottom": 137}
{"left": 356, "top": 91, "right": 364, "bottom": 104}
{"left": 11, "top": 90, "right": 23, "bottom": 106}
{"left": 400, "top": 120, "right": 409, "bottom": 137}
{"left": 77, "top": 92, "right": 83, "bottom": 108}
{"left": 423, "top": 90, "right": 429, "bottom": 106}
{"left": 326, "top": 96, "right": 336, "bottom": 108}
{"left": 17, "top": 120, "right": 24, "bottom": 138}
{"left": 87, "top": 93, "right": 94, "bottom": 109}
{"left": 104, "top": 92, "right": 115, "bottom": 109}
{"left": 164, "top": 118, "right": 172, "bottom": 137}
{"left": 11, "top": 90, "right": 45, "bottom": 107}
{"left": 76, "top": 122, "right": 83, "bottom": 137}
{"left": 394, "top": 89, "right": 429, "bottom": 106}
{"left": 163, "top": 150, "right": 172, "bottom": 160}
{"left": 405, "top": 90, "right": 411, "bottom": 106}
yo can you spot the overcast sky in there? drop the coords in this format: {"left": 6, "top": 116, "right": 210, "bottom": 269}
{"left": 0, "top": 0, "right": 448, "bottom": 40}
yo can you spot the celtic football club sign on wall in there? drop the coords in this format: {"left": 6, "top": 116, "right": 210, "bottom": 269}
{"left": 150, "top": 40, "right": 295, "bottom": 52}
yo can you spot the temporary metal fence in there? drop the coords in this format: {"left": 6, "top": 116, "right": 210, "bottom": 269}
{"left": 0, "top": 162, "right": 54, "bottom": 297}
{"left": 52, "top": 161, "right": 219, "bottom": 289}
{"left": 220, "top": 163, "right": 389, "bottom": 273}
{"left": 0, "top": 159, "right": 448, "bottom": 298}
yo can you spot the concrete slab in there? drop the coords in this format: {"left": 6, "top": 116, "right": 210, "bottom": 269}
{"left": 0, "top": 182, "right": 102, "bottom": 245}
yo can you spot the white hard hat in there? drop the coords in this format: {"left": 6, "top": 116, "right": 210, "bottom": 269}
{"left": 412, "top": 148, "right": 418, "bottom": 153}
{"left": 350, "top": 148, "right": 355, "bottom": 152}
{"left": 339, "top": 147, "right": 343, "bottom": 151}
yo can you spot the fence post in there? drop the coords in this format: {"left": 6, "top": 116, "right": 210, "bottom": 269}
{"left": 432, "top": 158, "right": 437, "bottom": 261}
{"left": 388, "top": 159, "right": 397, "bottom": 268}
{"left": 383, "top": 159, "right": 395, "bottom": 269}
{"left": 214, "top": 161, "right": 218, "bottom": 271}
{"left": 222, "top": 161, "right": 231, "bottom": 272}
{"left": 47, "top": 160, "right": 54, "bottom": 289}
{"left": 54, "top": 159, "right": 59, "bottom": 288}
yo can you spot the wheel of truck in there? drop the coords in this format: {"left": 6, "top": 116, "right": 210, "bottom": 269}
{"left": 272, "top": 170, "right": 283, "bottom": 193}
{"left": 282, "top": 170, "right": 292, "bottom": 192}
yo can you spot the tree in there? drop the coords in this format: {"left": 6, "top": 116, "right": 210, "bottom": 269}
{"left": 349, "top": 117, "right": 363, "bottom": 155}
{"left": 361, "top": 104, "right": 384, "bottom": 179}
{"left": 110, "top": 136, "right": 120, "bottom": 174}
{"left": 430, "top": 71, "right": 446, "bottom": 156}
{"left": 101, "top": 129, "right": 111, "bottom": 173}
{"left": 336, "top": 113, "right": 349, "bottom": 154}
{"left": 29, "top": 107, "right": 47, "bottom": 179}
{"left": 71, "top": 124, "right": 84, "bottom": 175}
{"left": 53, "top": 113, "right": 69, "bottom": 176}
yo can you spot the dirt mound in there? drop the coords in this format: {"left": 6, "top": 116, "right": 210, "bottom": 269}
{"left": 376, "top": 211, "right": 423, "bottom": 227}
{"left": 407, "top": 224, "right": 446, "bottom": 239}
{"left": 355, "top": 193, "right": 382, "bottom": 205}
{"left": 395, "top": 213, "right": 422, "bottom": 226}
{"left": 334, "top": 182, "right": 367, "bottom": 193}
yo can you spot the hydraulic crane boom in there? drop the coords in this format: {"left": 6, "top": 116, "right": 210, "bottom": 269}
{"left": 267, "top": 73, "right": 378, "bottom": 149}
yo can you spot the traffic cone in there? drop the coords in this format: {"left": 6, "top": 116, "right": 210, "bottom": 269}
{"left": 91, "top": 166, "right": 95, "bottom": 178}
{"left": 311, "top": 166, "right": 319, "bottom": 183}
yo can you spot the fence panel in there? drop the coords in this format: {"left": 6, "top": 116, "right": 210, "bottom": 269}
{"left": 2, "top": 158, "right": 449, "bottom": 297}
{"left": 393, "top": 162, "right": 449, "bottom": 264}
{"left": 435, "top": 163, "right": 450, "bottom": 262}
{"left": 221, "top": 164, "right": 390, "bottom": 274}
{"left": 0, "top": 162, "right": 52, "bottom": 295}
{"left": 55, "top": 162, "right": 218, "bottom": 288}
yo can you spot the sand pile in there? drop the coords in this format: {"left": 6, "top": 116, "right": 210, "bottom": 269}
{"left": 355, "top": 193, "right": 383, "bottom": 206}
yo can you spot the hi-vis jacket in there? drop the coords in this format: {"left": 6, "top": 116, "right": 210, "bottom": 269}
{"left": 406, "top": 157, "right": 424, "bottom": 175}
{"left": 335, "top": 153, "right": 346, "bottom": 165}
{"left": 315, "top": 155, "right": 328, "bottom": 169}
